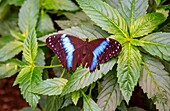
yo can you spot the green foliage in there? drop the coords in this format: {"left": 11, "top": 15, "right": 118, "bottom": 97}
{"left": 42, "top": 0, "right": 79, "bottom": 11}
{"left": 82, "top": 92, "right": 101, "bottom": 111}
{"left": 117, "top": 43, "right": 142, "bottom": 102}
{"left": 18, "top": 0, "right": 40, "bottom": 35}
{"left": 32, "top": 78, "right": 68, "bottom": 96}
{"left": 97, "top": 71, "right": 123, "bottom": 111}
{"left": 23, "top": 29, "right": 38, "bottom": 64}
{"left": 0, "top": 41, "right": 23, "bottom": 61}
{"left": 139, "top": 55, "right": 170, "bottom": 110}
{"left": 0, "top": 0, "right": 170, "bottom": 110}
{"left": 37, "top": 10, "right": 54, "bottom": 35}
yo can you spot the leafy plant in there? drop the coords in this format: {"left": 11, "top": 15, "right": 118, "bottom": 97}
{"left": 0, "top": 0, "right": 170, "bottom": 111}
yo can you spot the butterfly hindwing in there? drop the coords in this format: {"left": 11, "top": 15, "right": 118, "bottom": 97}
{"left": 88, "top": 38, "right": 122, "bottom": 71}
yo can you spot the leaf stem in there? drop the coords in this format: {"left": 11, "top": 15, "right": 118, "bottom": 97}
{"left": 36, "top": 65, "right": 62, "bottom": 68}
{"left": 60, "top": 69, "right": 65, "bottom": 78}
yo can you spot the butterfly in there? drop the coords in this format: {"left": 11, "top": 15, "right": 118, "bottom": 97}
{"left": 46, "top": 34, "right": 122, "bottom": 72}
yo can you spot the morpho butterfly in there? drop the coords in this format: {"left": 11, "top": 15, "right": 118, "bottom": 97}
{"left": 46, "top": 34, "right": 122, "bottom": 72}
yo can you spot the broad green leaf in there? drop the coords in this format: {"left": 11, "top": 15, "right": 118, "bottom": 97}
{"left": 19, "top": 107, "right": 41, "bottom": 111}
{"left": 0, "top": 12, "right": 19, "bottom": 36}
{"left": 128, "top": 107, "right": 145, "bottom": 111}
{"left": 32, "top": 78, "right": 67, "bottom": 96}
{"left": 18, "top": 0, "right": 40, "bottom": 34}
{"left": 61, "top": 94, "right": 73, "bottom": 108}
{"left": 117, "top": 43, "right": 142, "bottom": 103}
{"left": 83, "top": 93, "right": 101, "bottom": 111}
{"left": 60, "top": 106, "right": 81, "bottom": 111}
{"left": 37, "top": 10, "right": 54, "bottom": 35}
{"left": 0, "top": 41, "right": 23, "bottom": 61}
{"left": 117, "top": 101, "right": 128, "bottom": 111}
{"left": 45, "top": 96, "right": 63, "bottom": 111}
{"left": 130, "top": 13, "right": 166, "bottom": 38}
{"left": 141, "top": 32, "right": 170, "bottom": 61}
{"left": 105, "top": 0, "right": 148, "bottom": 27}
{"left": 0, "top": 61, "right": 19, "bottom": 79}
{"left": 8, "top": 0, "right": 25, "bottom": 6}
{"left": 0, "top": 35, "right": 14, "bottom": 47}
{"left": 76, "top": 0, "right": 128, "bottom": 37}
{"left": 35, "top": 48, "right": 45, "bottom": 73}
{"left": 0, "top": 0, "right": 10, "bottom": 21}
{"left": 72, "top": 91, "right": 80, "bottom": 105}
{"left": 55, "top": 11, "right": 93, "bottom": 29}
{"left": 61, "top": 59, "right": 116, "bottom": 96}
{"left": 97, "top": 72, "right": 123, "bottom": 111}
{"left": 42, "top": 0, "right": 79, "bottom": 11}
{"left": 23, "top": 29, "right": 38, "bottom": 64}
{"left": 139, "top": 55, "right": 170, "bottom": 111}
{"left": 39, "top": 25, "right": 109, "bottom": 42}
{"left": 130, "top": 39, "right": 144, "bottom": 46}
{"left": 155, "top": 0, "right": 161, "bottom": 6}
{"left": 14, "top": 67, "right": 42, "bottom": 108}
{"left": 10, "top": 30, "right": 25, "bottom": 41}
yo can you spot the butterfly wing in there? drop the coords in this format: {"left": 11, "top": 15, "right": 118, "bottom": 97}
{"left": 88, "top": 38, "right": 122, "bottom": 72}
{"left": 46, "top": 34, "right": 85, "bottom": 72}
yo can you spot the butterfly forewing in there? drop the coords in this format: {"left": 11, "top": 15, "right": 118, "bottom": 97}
{"left": 46, "top": 34, "right": 85, "bottom": 72}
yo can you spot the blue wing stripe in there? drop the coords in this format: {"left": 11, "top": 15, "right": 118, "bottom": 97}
{"left": 61, "top": 34, "right": 75, "bottom": 68}
{"left": 90, "top": 39, "right": 109, "bottom": 71}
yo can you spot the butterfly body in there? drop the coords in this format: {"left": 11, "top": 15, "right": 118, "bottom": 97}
{"left": 46, "top": 34, "right": 121, "bottom": 72}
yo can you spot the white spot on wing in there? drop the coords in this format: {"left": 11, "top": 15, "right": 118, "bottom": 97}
{"left": 52, "top": 45, "right": 54, "bottom": 47}
{"left": 61, "top": 34, "right": 67, "bottom": 38}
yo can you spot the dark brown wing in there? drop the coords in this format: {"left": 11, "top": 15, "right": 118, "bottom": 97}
{"left": 46, "top": 34, "right": 85, "bottom": 72}
{"left": 88, "top": 38, "right": 122, "bottom": 72}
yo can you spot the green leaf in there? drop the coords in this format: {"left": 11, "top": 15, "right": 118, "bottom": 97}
{"left": 10, "top": 30, "right": 25, "bottom": 41}
{"left": 35, "top": 48, "right": 45, "bottom": 73}
{"left": 61, "top": 94, "right": 73, "bottom": 108}
{"left": 61, "top": 59, "right": 116, "bottom": 96}
{"left": 130, "top": 39, "right": 144, "bottom": 46}
{"left": 60, "top": 106, "right": 81, "bottom": 111}
{"left": 8, "top": 0, "right": 25, "bottom": 6}
{"left": 32, "top": 78, "right": 68, "bottom": 96}
{"left": 45, "top": 96, "right": 63, "bottom": 111}
{"left": 141, "top": 32, "right": 170, "bottom": 61}
{"left": 97, "top": 71, "right": 123, "bottom": 111}
{"left": 14, "top": 67, "right": 42, "bottom": 108}
{"left": 139, "top": 55, "right": 170, "bottom": 111}
{"left": 83, "top": 93, "right": 101, "bottom": 111}
{"left": 19, "top": 107, "right": 41, "bottom": 111}
{"left": 42, "top": 0, "right": 79, "bottom": 11}
{"left": 117, "top": 43, "right": 142, "bottom": 103}
{"left": 55, "top": 11, "right": 93, "bottom": 29}
{"left": 130, "top": 13, "right": 166, "bottom": 38}
{"left": 39, "top": 25, "right": 109, "bottom": 42}
{"left": 105, "top": 0, "right": 148, "bottom": 27}
{"left": 76, "top": 0, "right": 128, "bottom": 37}
{"left": 0, "top": 0, "right": 10, "bottom": 21}
{"left": 0, "top": 12, "right": 19, "bottom": 36}
{"left": 18, "top": 0, "right": 40, "bottom": 34}
{"left": 0, "top": 61, "right": 19, "bottom": 79}
{"left": 0, "top": 41, "right": 23, "bottom": 61}
{"left": 23, "top": 29, "right": 38, "bottom": 64}
{"left": 128, "top": 107, "right": 145, "bottom": 111}
{"left": 155, "top": 0, "right": 161, "bottom": 6}
{"left": 0, "top": 35, "right": 14, "bottom": 47}
{"left": 72, "top": 91, "right": 81, "bottom": 105}
{"left": 37, "top": 10, "right": 54, "bottom": 35}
